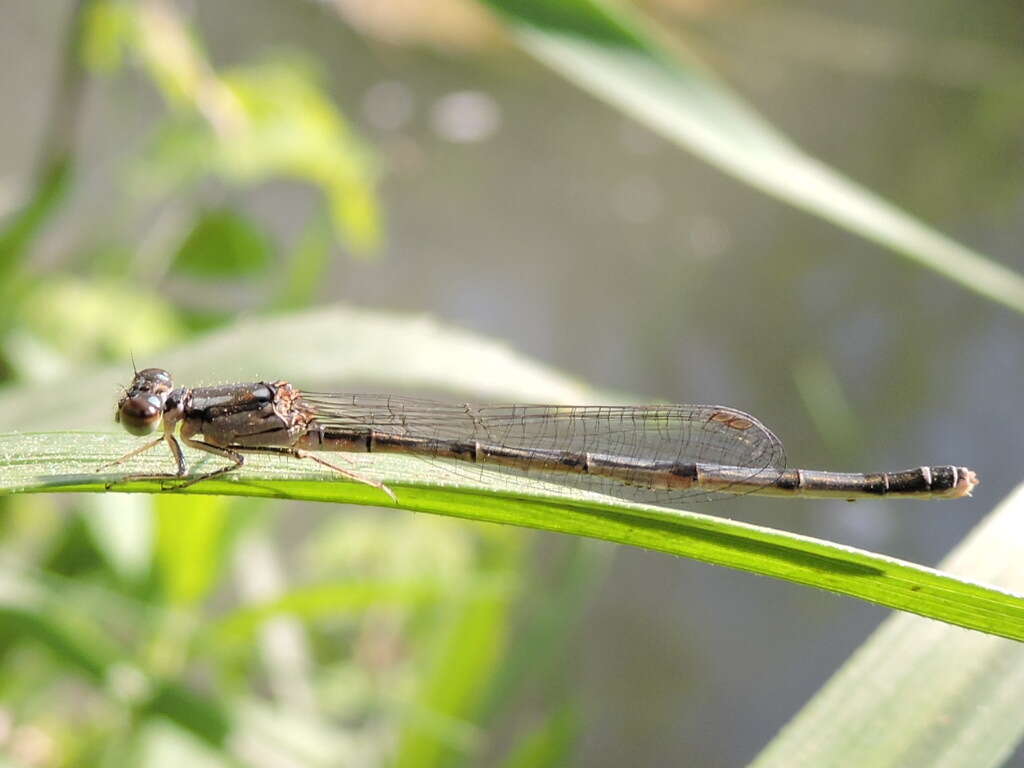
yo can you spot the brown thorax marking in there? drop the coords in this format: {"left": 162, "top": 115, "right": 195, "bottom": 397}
{"left": 274, "top": 381, "right": 317, "bottom": 430}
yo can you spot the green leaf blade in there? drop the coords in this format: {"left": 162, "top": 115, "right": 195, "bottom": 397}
{"left": 477, "top": 0, "right": 1024, "bottom": 313}
{"left": 752, "top": 483, "right": 1024, "bottom": 768}
{"left": 171, "top": 208, "right": 274, "bottom": 277}
{"left": 155, "top": 493, "right": 234, "bottom": 606}
{"left": 2, "top": 430, "right": 1022, "bottom": 643}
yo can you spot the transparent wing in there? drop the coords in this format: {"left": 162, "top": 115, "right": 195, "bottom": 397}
{"left": 301, "top": 393, "right": 787, "bottom": 505}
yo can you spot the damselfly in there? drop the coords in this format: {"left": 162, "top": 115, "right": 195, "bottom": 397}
{"left": 103, "top": 368, "right": 978, "bottom": 504}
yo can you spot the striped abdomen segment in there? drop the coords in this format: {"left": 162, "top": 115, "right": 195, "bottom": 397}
{"left": 299, "top": 427, "right": 707, "bottom": 490}
{"left": 298, "top": 426, "right": 978, "bottom": 500}
{"left": 691, "top": 465, "right": 977, "bottom": 500}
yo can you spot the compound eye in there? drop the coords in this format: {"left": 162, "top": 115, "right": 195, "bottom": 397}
{"left": 138, "top": 368, "right": 173, "bottom": 387}
{"left": 117, "top": 394, "right": 164, "bottom": 436}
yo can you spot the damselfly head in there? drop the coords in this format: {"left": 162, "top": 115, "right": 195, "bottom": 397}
{"left": 116, "top": 368, "right": 174, "bottom": 436}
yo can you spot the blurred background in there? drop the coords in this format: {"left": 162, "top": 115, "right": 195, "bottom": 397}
{"left": 1, "top": 0, "right": 1023, "bottom": 766}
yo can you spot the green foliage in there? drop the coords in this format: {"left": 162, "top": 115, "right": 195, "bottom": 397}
{"left": 155, "top": 494, "right": 235, "bottom": 605}
{"left": 478, "top": 0, "right": 1024, "bottom": 314}
{"left": 2, "top": 429, "right": 1024, "bottom": 642}
{"left": 171, "top": 209, "right": 274, "bottom": 277}
{"left": 274, "top": 211, "right": 333, "bottom": 310}
{"left": 0, "top": 160, "right": 73, "bottom": 340}
{"left": 81, "top": 0, "right": 132, "bottom": 73}
{"left": 211, "top": 581, "right": 441, "bottom": 645}
{"left": 498, "top": 704, "right": 578, "bottom": 768}
{"left": 0, "top": 160, "right": 72, "bottom": 279}
{"left": 139, "top": 57, "right": 380, "bottom": 254}
{"left": 751, "top": 484, "right": 1024, "bottom": 767}
{"left": 393, "top": 560, "right": 515, "bottom": 767}
{"left": 483, "top": 0, "right": 648, "bottom": 48}
{"left": 18, "top": 278, "right": 182, "bottom": 364}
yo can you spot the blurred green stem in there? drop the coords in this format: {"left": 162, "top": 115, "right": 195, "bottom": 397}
{"left": 0, "top": 0, "right": 93, "bottom": 345}
{"left": 39, "top": 0, "right": 92, "bottom": 177}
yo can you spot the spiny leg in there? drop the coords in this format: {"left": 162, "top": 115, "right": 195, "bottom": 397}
{"left": 101, "top": 431, "right": 396, "bottom": 501}
{"left": 302, "top": 451, "right": 398, "bottom": 503}
{"left": 99, "top": 436, "right": 164, "bottom": 471}
{"left": 171, "top": 434, "right": 245, "bottom": 488}
{"left": 101, "top": 432, "right": 188, "bottom": 489}
{"left": 228, "top": 445, "right": 397, "bottom": 502}
{"left": 105, "top": 434, "right": 244, "bottom": 491}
